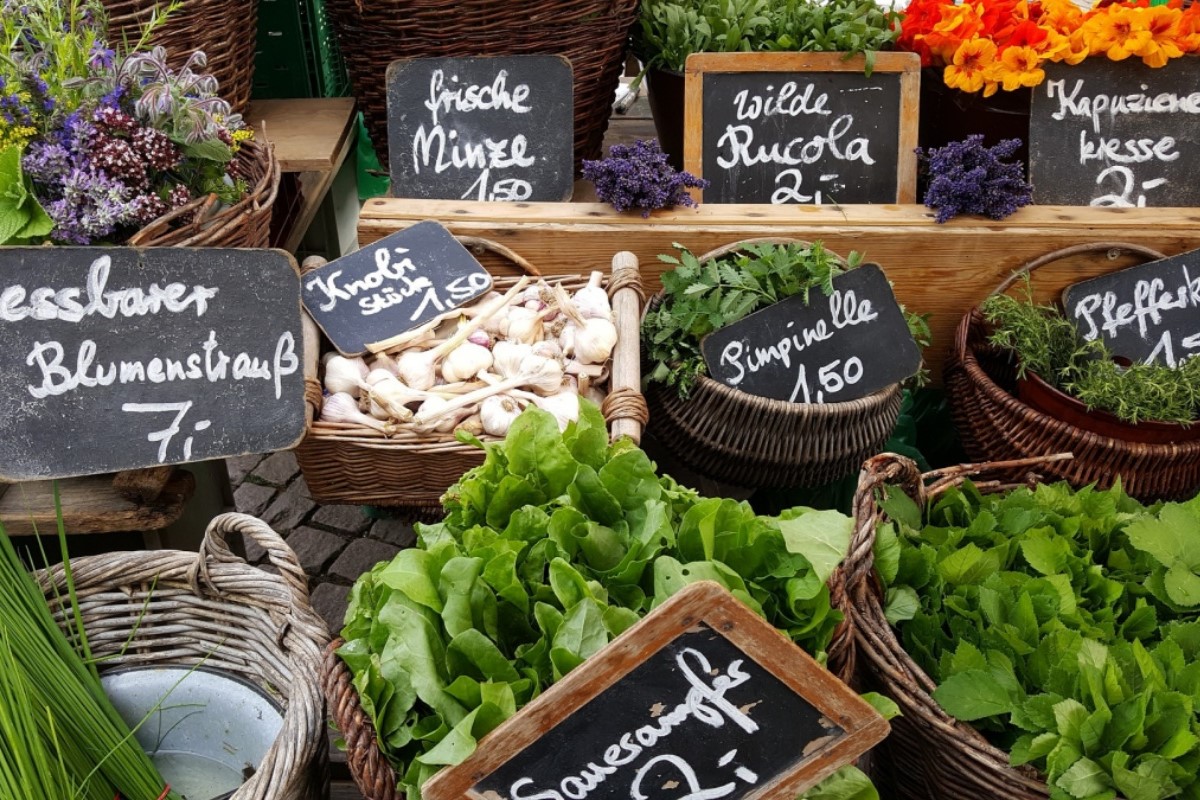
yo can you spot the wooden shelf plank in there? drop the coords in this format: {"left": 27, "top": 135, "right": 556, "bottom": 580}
{"left": 0, "top": 471, "right": 196, "bottom": 536}
{"left": 244, "top": 97, "right": 357, "bottom": 173}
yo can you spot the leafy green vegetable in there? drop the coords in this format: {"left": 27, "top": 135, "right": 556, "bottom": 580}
{"left": 632, "top": 0, "right": 902, "bottom": 75}
{"left": 340, "top": 404, "right": 879, "bottom": 800}
{"left": 642, "top": 242, "right": 930, "bottom": 398}
{"left": 881, "top": 479, "right": 1200, "bottom": 799}
{"left": 0, "top": 145, "right": 54, "bottom": 246}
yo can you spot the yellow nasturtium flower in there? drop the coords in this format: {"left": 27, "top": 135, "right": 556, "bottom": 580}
{"left": 944, "top": 38, "right": 998, "bottom": 93}
{"left": 995, "top": 45, "right": 1046, "bottom": 90}
{"left": 1086, "top": 6, "right": 1152, "bottom": 61}
{"left": 1130, "top": 5, "right": 1183, "bottom": 68}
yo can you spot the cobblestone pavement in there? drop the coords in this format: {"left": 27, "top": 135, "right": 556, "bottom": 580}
{"left": 227, "top": 450, "right": 416, "bottom": 637}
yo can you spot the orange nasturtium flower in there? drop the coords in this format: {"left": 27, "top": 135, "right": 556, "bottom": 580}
{"left": 1130, "top": 4, "right": 1183, "bottom": 67}
{"left": 1086, "top": 5, "right": 1153, "bottom": 60}
{"left": 1177, "top": 4, "right": 1200, "bottom": 52}
{"left": 995, "top": 44, "right": 1046, "bottom": 89}
{"left": 945, "top": 38, "right": 999, "bottom": 93}
{"left": 925, "top": 2, "right": 987, "bottom": 61}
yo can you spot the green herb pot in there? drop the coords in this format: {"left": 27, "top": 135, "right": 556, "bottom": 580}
{"left": 646, "top": 67, "right": 686, "bottom": 171}
{"left": 1017, "top": 370, "right": 1200, "bottom": 445}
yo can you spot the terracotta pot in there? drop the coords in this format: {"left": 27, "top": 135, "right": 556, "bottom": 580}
{"left": 645, "top": 67, "right": 685, "bottom": 170}
{"left": 1017, "top": 370, "right": 1200, "bottom": 444}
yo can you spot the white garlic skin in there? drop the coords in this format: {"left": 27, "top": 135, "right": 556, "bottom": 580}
{"left": 574, "top": 317, "right": 618, "bottom": 365}
{"left": 481, "top": 394, "right": 523, "bottom": 437}
{"left": 441, "top": 341, "right": 494, "bottom": 384}
{"left": 324, "top": 355, "right": 368, "bottom": 397}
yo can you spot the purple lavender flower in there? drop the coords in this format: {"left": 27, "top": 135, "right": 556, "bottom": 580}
{"left": 582, "top": 139, "right": 708, "bottom": 217}
{"left": 918, "top": 135, "right": 1032, "bottom": 224}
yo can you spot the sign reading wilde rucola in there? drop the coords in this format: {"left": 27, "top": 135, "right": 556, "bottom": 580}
{"left": 0, "top": 247, "right": 306, "bottom": 481}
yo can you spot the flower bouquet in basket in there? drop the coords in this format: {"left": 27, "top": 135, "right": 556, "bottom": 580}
{"left": 0, "top": 0, "right": 262, "bottom": 247}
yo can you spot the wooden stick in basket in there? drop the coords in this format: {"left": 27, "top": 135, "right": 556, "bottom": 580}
{"left": 609, "top": 251, "right": 642, "bottom": 443}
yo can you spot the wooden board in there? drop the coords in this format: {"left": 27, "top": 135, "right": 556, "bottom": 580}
{"left": 0, "top": 470, "right": 195, "bottom": 536}
{"left": 357, "top": 199, "right": 1200, "bottom": 383}
{"left": 244, "top": 98, "right": 358, "bottom": 173}
{"left": 423, "top": 581, "right": 887, "bottom": 800}
{"left": 684, "top": 52, "right": 920, "bottom": 205}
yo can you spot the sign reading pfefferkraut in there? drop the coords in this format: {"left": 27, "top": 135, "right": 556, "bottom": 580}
{"left": 0, "top": 247, "right": 306, "bottom": 481}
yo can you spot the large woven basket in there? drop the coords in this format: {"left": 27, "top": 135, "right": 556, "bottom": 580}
{"left": 944, "top": 242, "right": 1200, "bottom": 502}
{"left": 294, "top": 240, "right": 650, "bottom": 521}
{"left": 644, "top": 239, "right": 907, "bottom": 489}
{"left": 125, "top": 137, "right": 280, "bottom": 249}
{"left": 324, "top": 0, "right": 640, "bottom": 173}
{"left": 836, "top": 452, "right": 1080, "bottom": 800}
{"left": 103, "top": 0, "right": 259, "bottom": 114}
{"left": 35, "top": 513, "right": 331, "bottom": 800}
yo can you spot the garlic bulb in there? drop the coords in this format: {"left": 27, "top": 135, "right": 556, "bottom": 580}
{"left": 572, "top": 272, "right": 612, "bottom": 320}
{"left": 558, "top": 321, "right": 577, "bottom": 358}
{"left": 574, "top": 317, "right": 618, "bottom": 365}
{"left": 412, "top": 353, "right": 564, "bottom": 426}
{"left": 512, "top": 388, "right": 579, "bottom": 431}
{"left": 481, "top": 394, "right": 523, "bottom": 437}
{"left": 441, "top": 341, "right": 494, "bottom": 384}
{"left": 493, "top": 341, "right": 532, "bottom": 378}
{"left": 459, "top": 414, "right": 485, "bottom": 437}
{"left": 531, "top": 340, "right": 563, "bottom": 361}
{"left": 365, "top": 368, "right": 395, "bottom": 386}
{"left": 324, "top": 355, "right": 369, "bottom": 397}
{"left": 501, "top": 306, "right": 543, "bottom": 344}
{"left": 467, "top": 329, "right": 492, "bottom": 348}
{"left": 322, "top": 392, "right": 396, "bottom": 434}
{"left": 367, "top": 377, "right": 425, "bottom": 421}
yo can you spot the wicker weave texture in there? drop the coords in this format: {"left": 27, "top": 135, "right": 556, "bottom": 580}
{"left": 36, "top": 513, "right": 331, "bottom": 800}
{"left": 103, "top": 0, "right": 259, "bottom": 113}
{"left": 295, "top": 245, "right": 648, "bottom": 520}
{"left": 323, "top": 0, "right": 639, "bottom": 172}
{"left": 837, "top": 453, "right": 1084, "bottom": 800}
{"left": 125, "top": 138, "right": 280, "bottom": 249}
{"left": 944, "top": 244, "right": 1200, "bottom": 503}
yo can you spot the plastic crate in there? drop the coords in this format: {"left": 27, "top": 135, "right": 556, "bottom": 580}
{"left": 254, "top": 0, "right": 349, "bottom": 99}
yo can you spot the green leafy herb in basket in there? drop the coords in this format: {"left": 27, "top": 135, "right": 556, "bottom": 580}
{"left": 338, "top": 402, "right": 894, "bottom": 800}
{"left": 880, "top": 478, "right": 1200, "bottom": 800}
{"left": 982, "top": 281, "right": 1200, "bottom": 424}
{"left": 642, "top": 241, "right": 931, "bottom": 398}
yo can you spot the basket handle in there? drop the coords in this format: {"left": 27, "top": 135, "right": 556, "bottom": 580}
{"left": 603, "top": 252, "right": 649, "bottom": 444}
{"left": 989, "top": 241, "right": 1167, "bottom": 297}
{"left": 456, "top": 236, "right": 542, "bottom": 277}
{"left": 190, "top": 513, "right": 319, "bottom": 629}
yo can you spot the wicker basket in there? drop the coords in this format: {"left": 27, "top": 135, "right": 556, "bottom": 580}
{"left": 644, "top": 238, "right": 907, "bottom": 489}
{"left": 294, "top": 240, "right": 650, "bottom": 521}
{"left": 103, "top": 0, "right": 259, "bottom": 114}
{"left": 944, "top": 242, "right": 1200, "bottom": 502}
{"left": 125, "top": 137, "right": 280, "bottom": 249}
{"left": 323, "top": 0, "right": 640, "bottom": 173}
{"left": 35, "top": 513, "right": 331, "bottom": 800}
{"left": 835, "top": 452, "right": 1080, "bottom": 800}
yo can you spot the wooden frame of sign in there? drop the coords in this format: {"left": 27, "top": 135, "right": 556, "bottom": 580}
{"left": 422, "top": 580, "right": 888, "bottom": 800}
{"left": 684, "top": 52, "right": 920, "bottom": 204}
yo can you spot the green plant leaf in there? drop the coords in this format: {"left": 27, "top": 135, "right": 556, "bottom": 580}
{"left": 932, "top": 669, "right": 1014, "bottom": 720}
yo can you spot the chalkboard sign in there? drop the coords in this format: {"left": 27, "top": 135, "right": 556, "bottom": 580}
{"left": 387, "top": 55, "right": 575, "bottom": 202}
{"left": 301, "top": 221, "right": 493, "bottom": 356}
{"left": 684, "top": 52, "right": 920, "bottom": 205}
{"left": 0, "top": 247, "right": 306, "bottom": 481}
{"left": 1030, "top": 59, "right": 1200, "bottom": 207}
{"left": 423, "top": 581, "right": 888, "bottom": 800}
{"left": 1062, "top": 247, "right": 1200, "bottom": 367}
{"left": 700, "top": 264, "right": 922, "bottom": 404}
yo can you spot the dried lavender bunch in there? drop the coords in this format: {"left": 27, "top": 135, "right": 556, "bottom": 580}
{"left": 919, "top": 135, "right": 1032, "bottom": 224}
{"left": 582, "top": 139, "right": 707, "bottom": 217}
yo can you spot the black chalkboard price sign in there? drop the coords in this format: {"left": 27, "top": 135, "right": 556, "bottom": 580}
{"left": 1062, "top": 247, "right": 1200, "bottom": 367}
{"left": 422, "top": 581, "right": 888, "bottom": 800}
{"left": 1030, "top": 59, "right": 1200, "bottom": 207}
{"left": 699, "top": 264, "right": 922, "bottom": 404}
{"left": 387, "top": 55, "right": 575, "bottom": 202}
{"left": 684, "top": 52, "right": 920, "bottom": 205}
{"left": 301, "top": 221, "right": 493, "bottom": 356}
{"left": 0, "top": 247, "right": 306, "bottom": 481}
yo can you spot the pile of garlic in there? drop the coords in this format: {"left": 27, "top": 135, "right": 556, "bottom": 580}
{"left": 319, "top": 273, "right": 617, "bottom": 438}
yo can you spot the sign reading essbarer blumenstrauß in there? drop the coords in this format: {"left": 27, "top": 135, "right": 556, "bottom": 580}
{"left": 0, "top": 247, "right": 306, "bottom": 480}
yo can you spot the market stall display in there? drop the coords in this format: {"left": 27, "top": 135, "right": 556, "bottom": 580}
{"left": 295, "top": 243, "right": 647, "bottom": 518}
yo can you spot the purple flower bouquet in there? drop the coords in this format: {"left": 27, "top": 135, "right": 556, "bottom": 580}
{"left": 0, "top": 0, "right": 255, "bottom": 246}
{"left": 582, "top": 139, "right": 708, "bottom": 217}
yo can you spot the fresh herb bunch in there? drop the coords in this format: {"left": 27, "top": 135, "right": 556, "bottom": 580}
{"left": 339, "top": 404, "right": 893, "bottom": 800}
{"left": 643, "top": 241, "right": 930, "bottom": 398}
{"left": 920, "top": 135, "right": 1032, "bottom": 223}
{"left": 581, "top": 139, "right": 707, "bottom": 216}
{"left": 879, "top": 478, "right": 1200, "bottom": 800}
{"left": 633, "top": 0, "right": 901, "bottom": 75}
{"left": 982, "top": 284, "right": 1200, "bottom": 424}
{"left": 0, "top": 0, "right": 250, "bottom": 245}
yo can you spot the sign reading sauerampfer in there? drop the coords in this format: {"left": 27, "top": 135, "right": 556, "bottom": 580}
{"left": 0, "top": 247, "right": 306, "bottom": 481}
